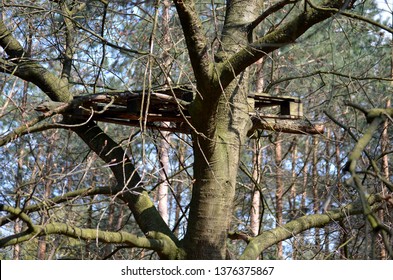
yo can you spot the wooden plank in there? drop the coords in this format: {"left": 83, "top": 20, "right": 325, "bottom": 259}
{"left": 42, "top": 90, "right": 319, "bottom": 135}
{"left": 248, "top": 117, "right": 324, "bottom": 136}
{"left": 280, "top": 101, "right": 303, "bottom": 117}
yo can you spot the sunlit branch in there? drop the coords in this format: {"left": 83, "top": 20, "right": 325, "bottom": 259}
{"left": 325, "top": 105, "right": 393, "bottom": 240}
{"left": 0, "top": 204, "right": 166, "bottom": 252}
{"left": 0, "top": 121, "right": 63, "bottom": 147}
{"left": 240, "top": 194, "right": 383, "bottom": 260}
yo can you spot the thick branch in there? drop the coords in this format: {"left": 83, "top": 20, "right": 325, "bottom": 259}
{"left": 240, "top": 195, "right": 382, "bottom": 259}
{"left": 248, "top": 0, "right": 299, "bottom": 32}
{"left": 0, "top": 205, "right": 161, "bottom": 252}
{"left": 248, "top": 117, "right": 325, "bottom": 136}
{"left": 217, "top": 0, "right": 353, "bottom": 89}
{"left": 71, "top": 121, "right": 180, "bottom": 256}
{"left": 0, "top": 20, "right": 71, "bottom": 102}
{"left": 307, "top": 0, "right": 393, "bottom": 34}
{"left": 0, "top": 101, "right": 72, "bottom": 147}
{"left": 0, "top": 203, "right": 182, "bottom": 259}
{"left": 173, "top": 0, "right": 211, "bottom": 90}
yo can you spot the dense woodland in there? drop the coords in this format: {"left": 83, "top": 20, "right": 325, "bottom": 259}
{"left": 0, "top": 0, "right": 392, "bottom": 259}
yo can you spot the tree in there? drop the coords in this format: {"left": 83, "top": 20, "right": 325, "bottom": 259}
{"left": 0, "top": 0, "right": 392, "bottom": 260}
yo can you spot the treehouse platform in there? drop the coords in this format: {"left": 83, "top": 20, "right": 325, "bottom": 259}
{"left": 37, "top": 86, "right": 324, "bottom": 135}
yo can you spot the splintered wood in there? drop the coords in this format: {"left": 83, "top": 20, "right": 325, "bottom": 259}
{"left": 39, "top": 88, "right": 323, "bottom": 135}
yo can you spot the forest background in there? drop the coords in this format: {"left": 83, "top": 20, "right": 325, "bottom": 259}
{"left": 0, "top": 0, "right": 392, "bottom": 260}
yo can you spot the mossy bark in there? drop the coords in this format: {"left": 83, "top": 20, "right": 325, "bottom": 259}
{"left": 183, "top": 0, "right": 259, "bottom": 259}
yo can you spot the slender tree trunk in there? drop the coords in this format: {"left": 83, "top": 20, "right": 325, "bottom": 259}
{"left": 37, "top": 179, "right": 52, "bottom": 260}
{"left": 157, "top": 131, "right": 170, "bottom": 224}
{"left": 12, "top": 218, "right": 21, "bottom": 260}
{"left": 334, "top": 131, "right": 348, "bottom": 259}
{"left": 290, "top": 139, "right": 298, "bottom": 259}
{"left": 174, "top": 136, "right": 186, "bottom": 237}
{"left": 156, "top": 1, "right": 173, "bottom": 225}
{"left": 13, "top": 147, "right": 25, "bottom": 260}
{"left": 312, "top": 136, "right": 320, "bottom": 250}
{"left": 379, "top": 99, "right": 390, "bottom": 259}
{"left": 298, "top": 138, "right": 310, "bottom": 255}
{"left": 250, "top": 54, "right": 265, "bottom": 238}
{"left": 275, "top": 133, "right": 283, "bottom": 259}
{"left": 250, "top": 140, "right": 262, "bottom": 237}
{"left": 255, "top": 57, "right": 265, "bottom": 93}
{"left": 324, "top": 129, "right": 331, "bottom": 256}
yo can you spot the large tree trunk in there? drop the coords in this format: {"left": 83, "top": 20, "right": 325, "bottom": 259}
{"left": 184, "top": 81, "right": 251, "bottom": 259}
{"left": 182, "top": 0, "right": 259, "bottom": 259}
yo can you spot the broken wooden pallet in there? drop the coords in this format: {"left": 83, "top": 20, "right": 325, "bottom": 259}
{"left": 36, "top": 87, "right": 323, "bottom": 135}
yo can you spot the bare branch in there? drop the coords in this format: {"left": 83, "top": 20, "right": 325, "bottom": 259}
{"left": 0, "top": 186, "right": 113, "bottom": 227}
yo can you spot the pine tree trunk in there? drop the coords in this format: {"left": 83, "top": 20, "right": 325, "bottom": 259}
{"left": 312, "top": 136, "right": 320, "bottom": 249}
{"left": 275, "top": 134, "right": 283, "bottom": 259}
{"left": 158, "top": 130, "right": 170, "bottom": 224}
{"left": 156, "top": 1, "right": 173, "bottom": 225}
{"left": 250, "top": 140, "right": 262, "bottom": 237}
{"left": 334, "top": 131, "right": 348, "bottom": 259}
{"left": 323, "top": 129, "right": 331, "bottom": 256}
{"left": 379, "top": 99, "right": 390, "bottom": 259}
{"left": 290, "top": 139, "right": 298, "bottom": 259}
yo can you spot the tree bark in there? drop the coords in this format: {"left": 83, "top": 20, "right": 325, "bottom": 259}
{"left": 183, "top": 0, "right": 260, "bottom": 259}
{"left": 0, "top": 0, "right": 365, "bottom": 260}
{"left": 379, "top": 99, "right": 390, "bottom": 259}
{"left": 157, "top": 131, "right": 170, "bottom": 224}
{"left": 275, "top": 134, "right": 283, "bottom": 259}
{"left": 312, "top": 136, "right": 321, "bottom": 248}
{"left": 250, "top": 141, "right": 262, "bottom": 237}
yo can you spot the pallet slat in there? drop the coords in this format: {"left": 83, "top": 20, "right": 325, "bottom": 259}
{"left": 36, "top": 89, "right": 322, "bottom": 134}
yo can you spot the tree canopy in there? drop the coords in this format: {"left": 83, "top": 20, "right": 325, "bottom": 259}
{"left": 0, "top": 0, "right": 392, "bottom": 260}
